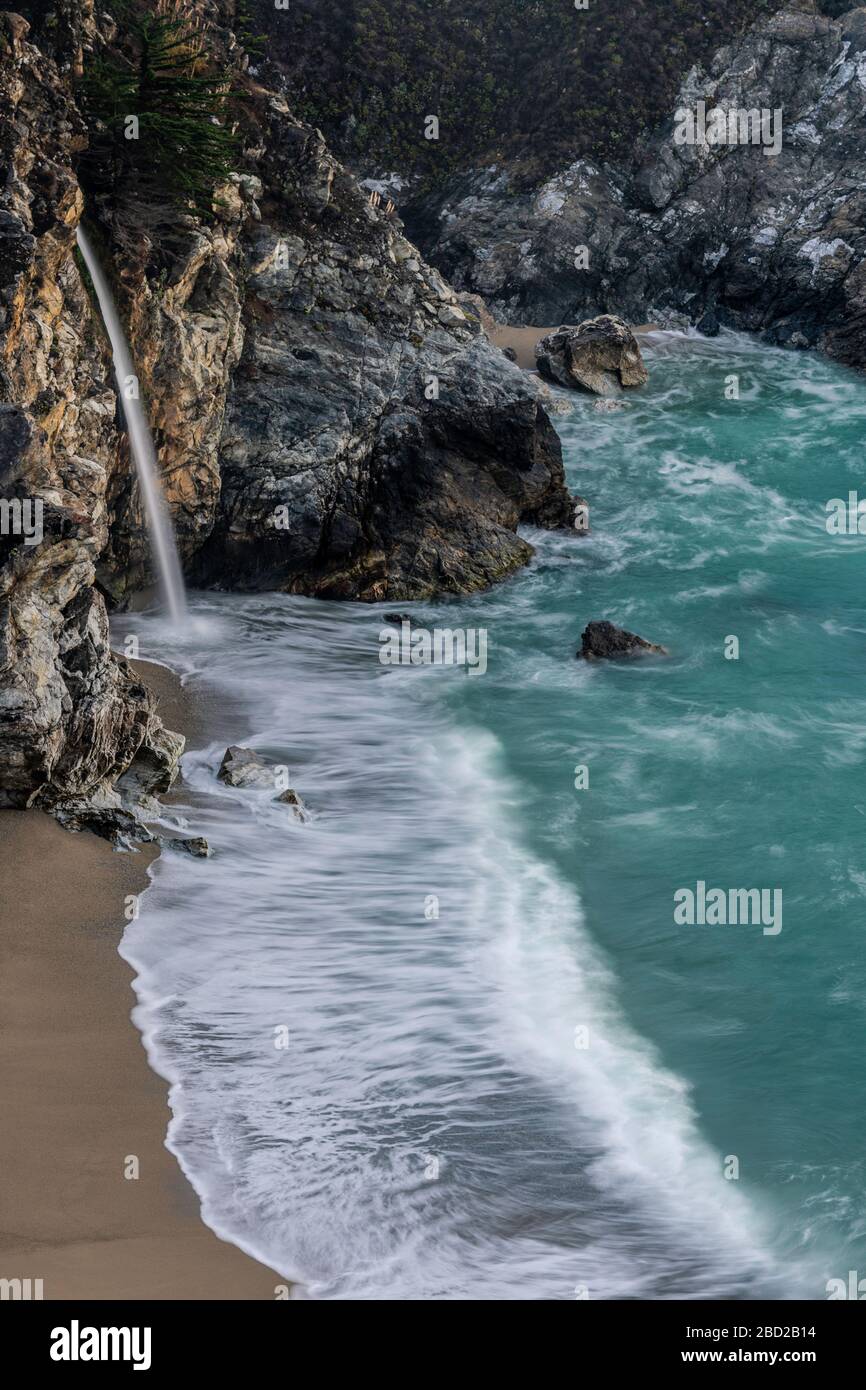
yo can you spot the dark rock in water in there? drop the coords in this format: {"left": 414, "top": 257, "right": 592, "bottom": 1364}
{"left": 274, "top": 788, "right": 308, "bottom": 821}
{"left": 578, "top": 620, "right": 668, "bottom": 661}
{"left": 217, "top": 746, "right": 276, "bottom": 789}
{"left": 536, "top": 317, "right": 648, "bottom": 396}
{"left": 384, "top": 613, "right": 413, "bottom": 625}
{"left": 161, "top": 836, "right": 211, "bottom": 858}
{"left": 501, "top": 345, "right": 518, "bottom": 362}
{"left": 696, "top": 309, "right": 720, "bottom": 338}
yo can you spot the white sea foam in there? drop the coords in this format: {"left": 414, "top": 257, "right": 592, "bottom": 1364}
{"left": 115, "top": 594, "right": 797, "bottom": 1299}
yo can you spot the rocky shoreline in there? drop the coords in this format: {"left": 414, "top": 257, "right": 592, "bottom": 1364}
{"left": 410, "top": 0, "right": 866, "bottom": 370}
{"left": 3, "top": 0, "right": 864, "bottom": 831}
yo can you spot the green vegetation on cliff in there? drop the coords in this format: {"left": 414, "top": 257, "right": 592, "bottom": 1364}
{"left": 77, "top": 3, "right": 238, "bottom": 218}
{"left": 252, "top": 0, "right": 794, "bottom": 184}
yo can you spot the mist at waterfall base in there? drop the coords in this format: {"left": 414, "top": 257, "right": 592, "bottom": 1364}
{"left": 76, "top": 226, "right": 187, "bottom": 624}
{"left": 114, "top": 331, "right": 866, "bottom": 1300}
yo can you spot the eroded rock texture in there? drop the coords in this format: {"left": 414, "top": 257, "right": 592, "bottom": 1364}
{"left": 0, "top": 12, "right": 181, "bottom": 817}
{"left": 535, "top": 317, "right": 648, "bottom": 396}
{"left": 191, "top": 97, "right": 573, "bottom": 600}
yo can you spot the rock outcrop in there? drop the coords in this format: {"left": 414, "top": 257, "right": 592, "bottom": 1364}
{"left": 535, "top": 316, "right": 648, "bottom": 395}
{"left": 577, "top": 621, "right": 668, "bottom": 661}
{"left": 190, "top": 98, "right": 573, "bottom": 600}
{"left": 218, "top": 746, "right": 307, "bottom": 817}
{"left": 415, "top": 0, "right": 866, "bottom": 370}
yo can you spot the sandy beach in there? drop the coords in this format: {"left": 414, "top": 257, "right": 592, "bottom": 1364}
{"left": 0, "top": 660, "right": 281, "bottom": 1300}
{"left": 490, "top": 322, "right": 657, "bottom": 369}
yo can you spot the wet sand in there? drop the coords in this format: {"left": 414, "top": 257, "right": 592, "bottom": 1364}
{"left": 0, "top": 660, "right": 282, "bottom": 1299}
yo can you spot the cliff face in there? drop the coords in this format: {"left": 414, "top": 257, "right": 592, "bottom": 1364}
{"left": 0, "top": 11, "right": 181, "bottom": 819}
{"left": 80, "top": 2, "right": 574, "bottom": 602}
{"left": 194, "top": 96, "right": 570, "bottom": 600}
{"left": 414, "top": 0, "right": 866, "bottom": 369}
{"left": 0, "top": 2, "right": 574, "bottom": 817}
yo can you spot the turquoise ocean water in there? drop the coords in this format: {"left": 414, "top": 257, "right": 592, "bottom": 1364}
{"left": 116, "top": 331, "right": 866, "bottom": 1299}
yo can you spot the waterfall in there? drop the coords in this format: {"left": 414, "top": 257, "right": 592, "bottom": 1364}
{"left": 76, "top": 226, "right": 188, "bottom": 623}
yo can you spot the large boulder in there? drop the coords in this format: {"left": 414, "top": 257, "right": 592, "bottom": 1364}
{"left": 536, "top": 317, "right": 648, "bottom": 396}
{"left": 577, "top": 620, "right": 667, "bottom": 661}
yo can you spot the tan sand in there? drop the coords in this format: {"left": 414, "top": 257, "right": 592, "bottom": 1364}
{"left": 0, "top": 659, "right": 282, "bottom": 1300}
{"left": 490, "top": 322, "right": 657, "bottom": 370}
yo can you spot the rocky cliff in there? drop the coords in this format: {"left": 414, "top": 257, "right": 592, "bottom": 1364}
{"left": 192, "top": 94, "right": 571, "bottom": 600}
{"left": 414, "top": 0, "right": 866, "bottom": 369}
{"left": 0, "top": 10, "right": 182, "bottom": 822}
{"left": 0, "top": 1, "right": 574, "bottom": 818}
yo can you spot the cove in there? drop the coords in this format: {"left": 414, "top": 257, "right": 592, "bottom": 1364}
{"left": 115, "top": 328, "right": 866, "bottom": 1299}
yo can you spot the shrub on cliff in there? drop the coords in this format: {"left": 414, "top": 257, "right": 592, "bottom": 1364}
{"left": 77, "top": 3, "right": 238, "bottom": 218}
{"left": 251, "top": 0, "right": 798, "bottom": 185}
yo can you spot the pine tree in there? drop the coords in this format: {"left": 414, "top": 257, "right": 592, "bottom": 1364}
{"left": 78, "top": 5, "right": 238, "bottom": 217}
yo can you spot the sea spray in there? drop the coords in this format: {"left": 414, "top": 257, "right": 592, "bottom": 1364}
{"left": 76, "top": 225, "right": 187, "bottom": 623}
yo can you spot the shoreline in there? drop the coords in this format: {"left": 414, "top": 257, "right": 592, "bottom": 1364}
{"left": 490, "top": 321, "right": 657, "bottom": 370}
{"left": 0, "top": 658, "right": 282, "bottom": 1300}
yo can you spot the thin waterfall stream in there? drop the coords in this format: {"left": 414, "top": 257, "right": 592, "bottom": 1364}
{"left": 76, "top": 225, "right": 188, "bottom": 623}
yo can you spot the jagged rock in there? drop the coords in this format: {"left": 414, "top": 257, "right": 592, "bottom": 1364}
{"left": 188, "top": 96, "right": 576, "bottom": 600}
{"left": 115, "top": 721, "right": 185, "bottom": 814}
{"left": 52, "top": 803, "right": 155, "bottom": 849}
{"left": 416, "top": 1, "right": 866, "bottom": 371}
{"left": 217, "top": 745, "right": 277, "bottom": 790}
{"left": 577, "top": 620, "right": 668, "bottom": 661}
{"left": 456, "top": 291, "right": 497, "bottom": 332}
{"left": 274, "top": 788, "right": 307, "bottom": 821}
{"left": 536, "top": 317, "right": 648, "bottom": 395}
